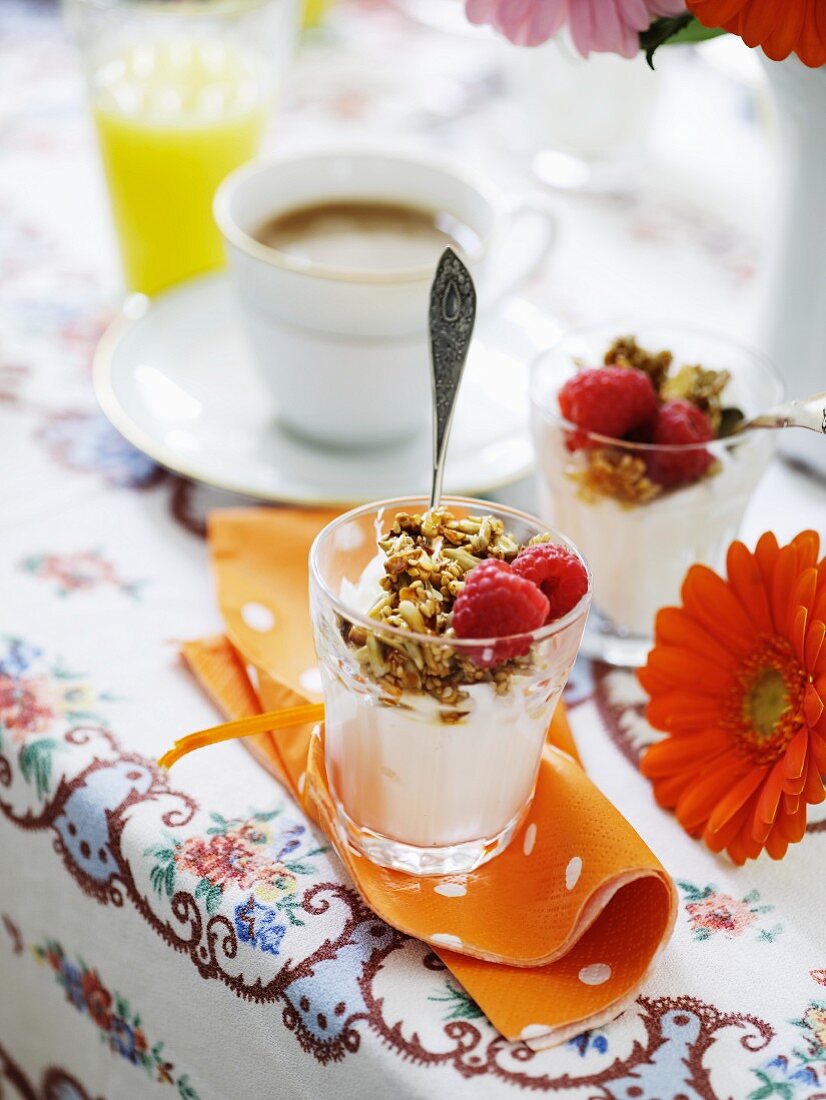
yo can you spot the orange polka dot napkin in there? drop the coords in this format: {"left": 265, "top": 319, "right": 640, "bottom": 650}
{"left": 181, "top": 508, "right": 677, "bottom": 1050}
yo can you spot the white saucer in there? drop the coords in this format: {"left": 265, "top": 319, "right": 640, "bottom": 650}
{"left": 93, "top": 273, "right": 559, "bottom": 506}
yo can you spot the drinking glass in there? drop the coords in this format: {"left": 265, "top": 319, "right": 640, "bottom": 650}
{"left": 67, "top": 0, "right": 298, "bottom": 295}
{"left": 530, "top": 324, "right": 783, "bottom": 667}
{"left": 309, "top": 497, "right": 591, "bottom": 876}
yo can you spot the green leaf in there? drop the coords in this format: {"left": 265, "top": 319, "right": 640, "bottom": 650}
{"left": 164, "top": 861, "right": 175, "bottom": 899}
{"left": 284, "top": 861, "right": 315, "bottom": 876}
{"left": 639, "top": 14, "right": 725, "bottom": 69}
{"left": 252, "top": 809, "right": 282, "bottom": 822}
{"left": 205, "top": 885, "right": 223, "bottom": 915}
{"left": 194, "top": 877, "right": 210, "bottom": 899}
{"left": 20, "top": 739, "right": 58, "bottom": 799}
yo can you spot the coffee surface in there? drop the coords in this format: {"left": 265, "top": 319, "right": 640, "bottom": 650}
{"left": 253, "top": 200, "right": 481, "bottom": 272}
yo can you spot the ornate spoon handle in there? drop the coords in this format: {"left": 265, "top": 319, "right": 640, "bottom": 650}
{"left": 742, "top": 391, "right": 826, "bottom": 435}
{"left": 428, "top": 248, "right": 477, "bottom": 511}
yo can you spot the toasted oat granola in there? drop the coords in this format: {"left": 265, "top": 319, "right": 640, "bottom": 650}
{"left": 341, "top": 508, "right": 550, "bottom": 707}
{"left": 569, "top": 449, "right": 662, "bottom": 506}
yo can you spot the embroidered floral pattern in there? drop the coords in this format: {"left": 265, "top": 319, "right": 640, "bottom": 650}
{"left": 428, "top": 979, "right": 485, "bottom": 1023}
{"left": 19, "top": 550, "right": 143, "bottom": 598}
{"left": 749, "top": 1000, "right": 826, "bottom": 1098}
{"left": 679, "top": 881, "right": 783, "bottom": 943}
{"left": 0, "top": 636, "right": 109, "bottom": 797}
{"left": 32, "top": 940, "right": 200, "bottom": 1097}
{"left": 145, "top": 810, "right": 328, "bottom": 955}
{"left": 37, "top": 410, "right": 163, "bottom": 490}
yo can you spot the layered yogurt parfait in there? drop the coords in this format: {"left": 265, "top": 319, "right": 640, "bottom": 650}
{"left": 531, "top": 325, "right": 783, "bottom": 666}
{"left": 309, "top": 497, "right": 591, "bottom": 875}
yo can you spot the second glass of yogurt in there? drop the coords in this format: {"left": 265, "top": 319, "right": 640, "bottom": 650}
{"left": 531, "top": 324, "right": 783, "bottom": 667}
{"left": 309, "top": 497, "right": 591, "bottom": 876}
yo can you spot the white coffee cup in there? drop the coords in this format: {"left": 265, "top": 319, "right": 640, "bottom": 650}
{"left": 214, "top": 147, "right": 555, "bottom": 448}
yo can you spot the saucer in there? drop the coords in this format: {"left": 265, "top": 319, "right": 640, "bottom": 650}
{"left": 94, "top": 273, "right": 559, "bottom": 505}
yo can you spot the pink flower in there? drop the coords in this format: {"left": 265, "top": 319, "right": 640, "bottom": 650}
{"left": 466, "top": 0, "right": 686, "bottom": 57}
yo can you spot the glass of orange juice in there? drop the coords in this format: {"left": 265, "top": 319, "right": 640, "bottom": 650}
{"left": 67, "top": 0, "right": 298, "bottom": 296}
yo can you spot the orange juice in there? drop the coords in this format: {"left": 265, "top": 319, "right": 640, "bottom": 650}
{"left": 93, "top": 39, "right": 266, "bottom": 295}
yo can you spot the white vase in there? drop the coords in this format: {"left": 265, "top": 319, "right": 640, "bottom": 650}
{"left": 758, "top": 56, "right": 826, "bottom": 471}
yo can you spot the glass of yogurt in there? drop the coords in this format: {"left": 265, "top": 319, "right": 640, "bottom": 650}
{"left": 530, "top": 324, "right": 783, "bottom": 667}
{"left": 309, "top": 497, "right": 591, "bottom": 876}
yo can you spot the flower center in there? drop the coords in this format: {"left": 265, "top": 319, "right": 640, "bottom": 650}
{"left": 725, "top": 636, "right": 807, "bottom": 764}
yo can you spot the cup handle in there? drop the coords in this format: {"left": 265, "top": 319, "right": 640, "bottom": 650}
{"left": 480, "top": 199, "right": 557, "bottom": 313}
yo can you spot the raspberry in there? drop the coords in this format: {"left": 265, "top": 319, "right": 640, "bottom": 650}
{"left": 511, "top": 543, "right": 588, "bottom": 622}
{"left": 647, "top": 398, "right": 715, "bottom": 488}
{"left": 452, "top": 559, "right": 549, "bottom": 667}
{"left": 558, "top": 367, "right": 658, "bottom": 448}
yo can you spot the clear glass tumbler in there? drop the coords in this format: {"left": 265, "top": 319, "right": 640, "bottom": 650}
{"left": 66, "top": 0, "right": 298, "bottom": 295}
{"left": 530, "top": 324, "right": 783, "bottom": 667}
{"left": 309, "top": 497, "right": 591, "bottom": 876}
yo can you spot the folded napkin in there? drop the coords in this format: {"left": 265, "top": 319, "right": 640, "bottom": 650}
{"left": 180, "top": 507, "right": 676, "bottom": 1049}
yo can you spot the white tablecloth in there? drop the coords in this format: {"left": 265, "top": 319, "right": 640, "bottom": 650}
{"left": 2, "top": 3, "right": 826, "bottom": 1098}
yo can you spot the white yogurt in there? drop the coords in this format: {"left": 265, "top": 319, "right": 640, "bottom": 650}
{"left": 324, "top": 674, "right": 558, "bottom": 847}
{"left": 533, "top": 422, "right": 773, "bottom": 636}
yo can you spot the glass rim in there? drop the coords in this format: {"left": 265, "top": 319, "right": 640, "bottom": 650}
{"left": 529, "top": 319, "right": 784, "bottom": 454}
{"left": 309, "top": 495, "right": 593, "bottom": 650}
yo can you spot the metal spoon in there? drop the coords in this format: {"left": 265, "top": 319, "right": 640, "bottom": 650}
{"left": 720, "top": 390, "right": 826, "bottom": 438}
{"left": 428, "top": 247, "right": 477, "bottom": 510}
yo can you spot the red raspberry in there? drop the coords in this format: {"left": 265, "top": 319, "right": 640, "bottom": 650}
{"left": 647, "top": 399, "right": 715, "bottom": 488}
{"left": 452, "top": 559, "right": 549, "bottom": 667}
{"left": 511, "top": 543, "right": 588, "bottom": 622}
{"left": 558, "top": 367, "right": 658, "bottom": 449}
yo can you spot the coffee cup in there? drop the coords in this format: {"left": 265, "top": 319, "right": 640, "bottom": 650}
{"left": 214, "top": 147, "right": 555, "bottom": 448}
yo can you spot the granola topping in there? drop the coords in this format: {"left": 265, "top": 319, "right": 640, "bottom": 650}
{"left": 341, "top": 509, "right": 553, "bottom": 705}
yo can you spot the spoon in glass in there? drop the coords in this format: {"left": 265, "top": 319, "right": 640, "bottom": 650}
{"left": 428, "top": 247, "right": 477, "bottom": 510}
{"left": 719, "top": 390, "right": 826, "bottom": 438}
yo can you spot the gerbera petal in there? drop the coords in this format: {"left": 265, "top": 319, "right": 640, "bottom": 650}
{"left": 646, "top": 694, "right": 729, "bottom": 733}
{"left": 651, "top": 771, "right": 698, "bottom": 812}
{"left": 804, "top": 684, "right": 824, "bottom": 729}
{"left": 796, "top": 3, "right": 826, "bottom": 69}
{"left": 810, "top": 730, "right": 826, "bottom": 773}
{"left": 737, "top": 0, "right": 784, "bottom": 48}
{"left": 644, "top": 645, "right": 732, "bottom": 694}
{"left": 783, "top": 727, "right": 809, "bottom": 782}
{"left": 726, "top": 826, "right": 762, "bottom": 865}
{"left": 653, "top": 607, "right": 738, "bottom": 670}
{"left": 705, "top": 765, "right": 768, "bottom": 833}
{"left": 641, "top": 732, "right": 731, "bottom": 777}
{"left": 704, "top": 799, "right": 753, "bottom": 851}
{"left": 726, "top": 541, "right": 773, "bottom": 635}
{"left": 803, "top": 757, "right": 826, "bottom": 804}
{"left": 792, "top": 568, "right": 818, "bottom": 619}
{"left": 689, "top": 0, "right": 750, "bottom": 27}
{"left": 772, "top": 544, "right": 802, "bottom": 637}
{"left": 675, "top": 760, "right": 748, "bottom": 832}
{"left": 764, "top": 822, "right": 790, "bottom": 861}
{"left": 792, "top": 530, "right": 820, "bottom": 571}
{"left": 754, "top": 530, "right": 780, "bottom": 602}
{"left": 762, "top": 16, "right": 802, "bottom": 61}
{"left": 681, "top": 566, "right": 755, "bottom": 654}
{"left": 791, "top": 605, "right": 808, "bottom": 667}
{"left": 754, "top": 757, "right": 785, "bottom": 827}
{"left": 776, "top": 800, "right": 808, "bottom": 844}
{"left": 804, "top": 619, "right": 826, "bottom": 674}
{"left": 783, "top": 790, "right": 800, "bottom": 816}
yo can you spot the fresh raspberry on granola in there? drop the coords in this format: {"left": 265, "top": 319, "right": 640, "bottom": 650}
{"left": 512, "top": 543, "right": 588, "bottom": 622}
{"left": 452, "top": 559, "right": 549, "bottom": 667}
{"left": 558, "top": 366, "right": 657, "bottom": 446}
{"left": 646, "top": 398, "right": 715, "bottom": 488}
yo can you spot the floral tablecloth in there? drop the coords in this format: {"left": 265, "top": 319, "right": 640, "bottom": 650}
{"left": 2, "top": 2, "right": 826, "bottom": 1098}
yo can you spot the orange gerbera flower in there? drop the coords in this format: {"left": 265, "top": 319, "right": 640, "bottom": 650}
{"left": 639, "top": 530, "right": 826, "bottom": 865}
{"left": 687, "top": 0, "right": 826, "bottom": 67}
